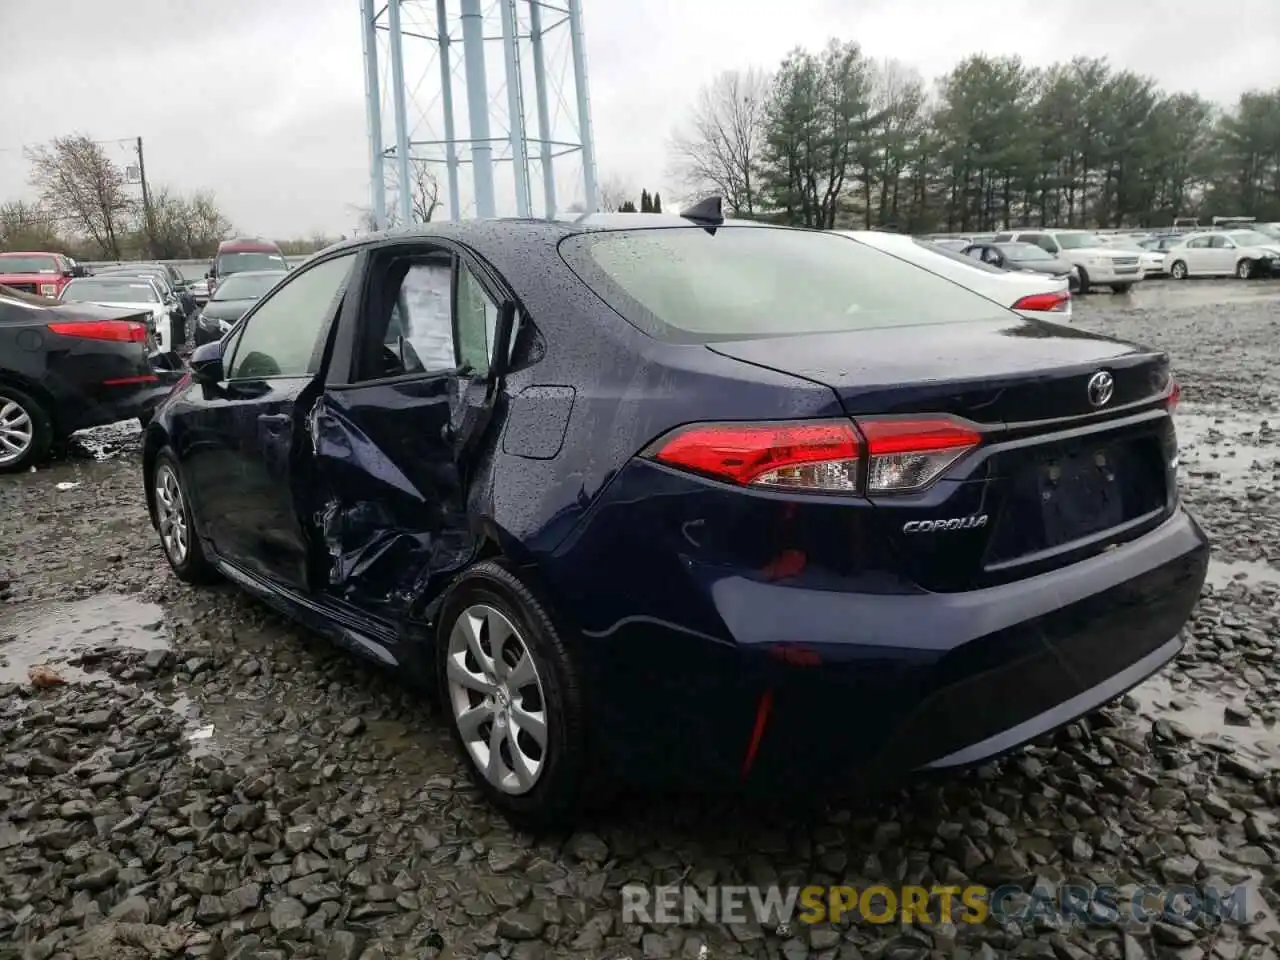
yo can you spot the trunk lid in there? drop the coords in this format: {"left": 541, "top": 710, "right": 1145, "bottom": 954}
{"left": 707, "top": 318, "right": 1178, "bottom": 591}
{"left": 706, "top": 318, "right": 1169, "bottom": 424}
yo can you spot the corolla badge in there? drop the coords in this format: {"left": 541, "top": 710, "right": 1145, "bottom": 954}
{"left": 1087, "top": 370, "right": 1114, "bottom": 407}
{"left": 902, "top": 515, "right": 989, "bottom": 533}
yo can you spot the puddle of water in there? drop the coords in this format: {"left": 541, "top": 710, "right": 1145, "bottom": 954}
{"left": 1174, "top": 408, "right": 1280, "bottom": 484}
{"left": 1207, "top": 558, "right": 1280, "bottom": 589}
{"left": 69, "top": 418, "right": 143, "bottom": 461}
{"left": 0, "top": 594, "right": 170, "bottom": 685}
{"left": 1127, "top": 673, "right": 1280, "bottom": 767}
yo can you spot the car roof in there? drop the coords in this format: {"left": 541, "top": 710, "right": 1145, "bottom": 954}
{"left": 314, "top": 213, "right": 782, "bottom": 258}
{"left": 218, "top": 238, "right": 284, "bottom": 253}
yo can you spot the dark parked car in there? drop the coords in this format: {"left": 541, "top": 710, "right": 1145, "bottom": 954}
{"left": 141, "top": 205, "right": 1208, "bottom": 824}
{"left": 962, "top": 241, "right": 1075, "bottom": 279}
{"left": 0, "top": 284, "right": 181, "bottom": 473}
{"left": 192, "top": 269, "right": 287, "bottom": 346}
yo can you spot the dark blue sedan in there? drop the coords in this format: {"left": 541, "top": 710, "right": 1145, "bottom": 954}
{"left": 141, "top": 202, "right": 1209, "bottom": 826}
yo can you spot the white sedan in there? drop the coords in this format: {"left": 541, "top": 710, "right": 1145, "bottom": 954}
{"left": 1163, "top": 230, "right": 1280, "bottom": 280}
{"left": 840, "top": 231, "right": 1071, "bottom": 321}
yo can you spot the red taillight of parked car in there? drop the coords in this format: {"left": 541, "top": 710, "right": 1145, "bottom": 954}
{"left": 47, "top": 320, "right": 148, "bottom": 343}
{"left": 1011, "top": 290, "right": 1070, "bottom": 312}
{"left": 1166, "top": 378, "right": 1181, "bottom": 412}
{"left": 644, "top": 416, "right": 982, "bottom": 495}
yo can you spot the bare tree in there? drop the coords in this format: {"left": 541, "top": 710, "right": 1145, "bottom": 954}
{"left": 409, "top": 160, "right": 440, "bottom": 223}
{"left": 142, "top": 188, "right": 233, "bottom": 258}
{"left": 598, "top": 175, "right": 634, "bottom": 213}
{"left": 0, "top": 201, "right": 62, "bottom": 252}
{"left": 26, "top": 134, "right": 134, "bottom": 259}
{"left": 670, "top": 68, "right": 771, "bottom": 217}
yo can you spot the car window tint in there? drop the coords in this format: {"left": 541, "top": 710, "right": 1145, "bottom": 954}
{"left": 227, "top": 253, "right": 355, "bottom": 380}
{"left": 562, "top": 227, "right": 1009, "bottom": 343}
{"left": 456, "top": 263, "right": 498, "bottom": 375}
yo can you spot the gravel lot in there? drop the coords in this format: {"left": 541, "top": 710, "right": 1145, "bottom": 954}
{"left": 3, "top": 279, "right": 1280, "bottom": 960}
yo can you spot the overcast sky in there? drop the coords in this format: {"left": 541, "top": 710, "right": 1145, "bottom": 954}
{"left": 2, "top": 0, "right": 1277, "bottom": 239}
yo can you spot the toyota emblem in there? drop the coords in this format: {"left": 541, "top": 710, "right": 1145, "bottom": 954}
{"left": 1087, "top": 370, "right": 1114, "bottom": 407}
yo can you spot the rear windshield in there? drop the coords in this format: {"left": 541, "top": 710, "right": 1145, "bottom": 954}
{"left": 217, "top": 252, "right": 287, "bottom": 275}
{"left": 61, "top": 279, "right": 159, "bottom": 303}
{"left": 1000, "top": 242, "right": 1053, "bottom": 260}
{"left": 560, "top": 227, "right": 1010, "bottom": 343}
{"left": 0, "top": 255, "right": 59, "bottom": 274}
{"left": 212, "top": 272, "right": 283, "bottom": 300}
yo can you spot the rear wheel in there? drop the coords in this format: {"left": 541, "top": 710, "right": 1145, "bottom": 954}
{"left": 152, "top": 450, "right": 220, "bottom": 584}
{"left": 438, "top": 561, "right": 587, "bottom": 828}
{"left": 1236, "top": 259, "right": 1254, "bottom": 280}
{"left": 1075, "top": 267, "right": 1091, "bottom": 294}
{"left": 1169, "top": 260, "right": 1188, "bottom": 280}
{"left": 0, "top": 386, "right": 53, "bottom": 474}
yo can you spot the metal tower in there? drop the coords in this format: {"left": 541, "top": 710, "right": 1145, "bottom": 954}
{"left": 359, "top": 0, "right": 600, "bottom": 228}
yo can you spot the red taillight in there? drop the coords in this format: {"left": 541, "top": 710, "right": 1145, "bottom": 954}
{"left": 48, "top": 321, "right": 147, "bottom": 343}
{"left": 1166, "top": 379, "right": 1181, "bottom": 411}
{"left": 1012, "top": 290, "right": 1070, "bottom": 312}
{"left": 647, "top": 420, "right": 861, "bottom": 492}
{"left": 644, "top": 415, "right": 981, "bottom": 495}
{"left": 859, "top": 417, "right": 982, "bottom": 493}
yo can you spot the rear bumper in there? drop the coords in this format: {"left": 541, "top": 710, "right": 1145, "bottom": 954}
{"left": 60, "top": 365, "right": 184, "bottom": 432}
{"left": 568, "top": 506, "right": 1208, "bottom": 791}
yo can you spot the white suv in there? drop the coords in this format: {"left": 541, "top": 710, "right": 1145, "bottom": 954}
{"left": 992, "top": 230, "right": 1145, "bottom": 293}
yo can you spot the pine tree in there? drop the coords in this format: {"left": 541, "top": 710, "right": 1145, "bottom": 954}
{"left": 619, "top": 200, "right": 638, "bottom": 213}
{"left": 640, "top": 189, "right": 652, "bottom": 213}
{"left": 652, "top": 192, "right": 662, "bottom": 213}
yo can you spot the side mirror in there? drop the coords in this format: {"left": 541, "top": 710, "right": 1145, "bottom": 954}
{"left": 189, "top": 340, "right": 225, "bottom": 384}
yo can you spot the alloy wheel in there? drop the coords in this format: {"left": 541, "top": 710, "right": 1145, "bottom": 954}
{"left": 445, "top": 603, "right": 549, "bottom": 795}
{"left": 0, "top": 396, "right": 34, "bottom": 467}
{"left": 155, "top": 464, "right": 189, "bottom": 565}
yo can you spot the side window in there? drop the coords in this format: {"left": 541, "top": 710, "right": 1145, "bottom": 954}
{"left": 1026, "top": 234, "right": 1056, "bottom": 253}
{"left": 456, "top": 263, "right": 498, "bottom": 376}
{"left": 227, "top": 253, "right": 355, "bottom": 380}
{"left": 354, "top": 252, "right": 455, "bottom": 382}
{"left": 965, "top": 247, "right": 985, "bottom": 260}
{"left": 992, "top": 233, "right": 1013, "bottom": 242}
{"left": 1209, "top": 236, "right": 1232, "bottom": 249}
{"left": 1187, "top": 237, "right": 1209, "bottom": 249}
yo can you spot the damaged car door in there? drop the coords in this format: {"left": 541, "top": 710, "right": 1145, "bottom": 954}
{"left": 183, "top": 251, "right": 358, "bottom": 589}
{"left": 303, "top": 241, "right": 514, "bottom": 627}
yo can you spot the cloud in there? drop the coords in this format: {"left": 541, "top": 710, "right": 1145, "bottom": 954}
{"left": 1, "top": 0, "right": 1276, "bottom": 237}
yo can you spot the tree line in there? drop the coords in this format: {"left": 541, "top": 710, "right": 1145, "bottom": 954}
{"left": 0, "top": 134, "right": 340, "bottom": 261}
{"left": 670, "top": 46, "right": 1280, "bottom": 233}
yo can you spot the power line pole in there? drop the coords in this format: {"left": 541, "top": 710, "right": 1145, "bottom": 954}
{"left": 136, "top": 136, "right": 154, "bottom": 257}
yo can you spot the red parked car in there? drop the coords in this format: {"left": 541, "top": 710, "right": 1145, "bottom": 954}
{"left": 207, "top": 238, "right": 288, "bottom": 296}
{"left": 0, "top": 252, "right": 77, "bottom": 299}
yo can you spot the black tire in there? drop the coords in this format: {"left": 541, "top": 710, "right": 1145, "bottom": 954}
{"left": 150, "top": 448, "right": 220, "bottom": 584}
{"left": 1110, "top": 283, "right": 1132, "bottom": 294}
{"left": 1076, "top": 267, "right": 1091, "bottom": 294}
{"left": 1169, "top": 260, "right": 1188, "bottom": 280}
{"left": 1236, "top": 259, "right": 1254, "bottom": 280}
{"left": 436, "top": 561, "right": 588, "bottom": 829}
{"left": 0, "top": 384, "right": 54, "bottom": 474}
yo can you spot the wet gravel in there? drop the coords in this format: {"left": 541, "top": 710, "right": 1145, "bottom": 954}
{"left": 3, "top": 279, "right": 1280, "bottom": 960}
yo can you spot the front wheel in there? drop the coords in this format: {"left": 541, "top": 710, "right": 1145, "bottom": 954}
{"left": 0, "top": 385, "right": 53, "bottom": 474}
{"left": 438, "top": 561, "right": 588, "bottom": 829}
{"left": 1110, "top": 283, "right": 1133, "bottom": 294}
{"left": 1169, "top": 260, "right": 1188, "bottom": 280}
{"left": 1236, "top": 259, "right": 1254, "bottom": 280}
{"left": 1075, "top": 267, "right": 1091, "bottom": 294}
{"left": 151, "top": 450, "right": 220, "bottom": 584}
